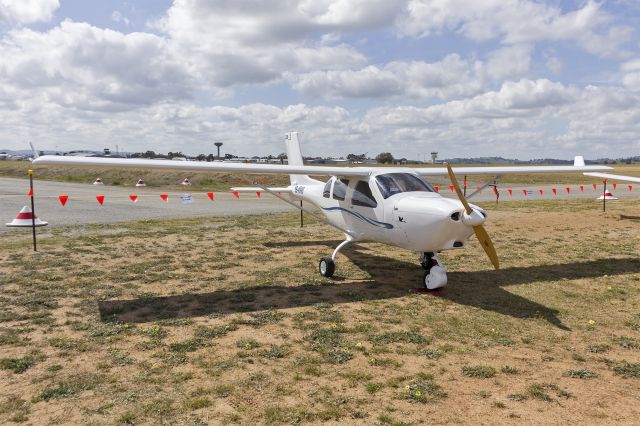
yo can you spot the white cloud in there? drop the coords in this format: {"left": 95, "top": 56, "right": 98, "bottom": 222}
{"left": 483, "top": 45, "right": 532, "bottom": 82}
{"left": 0, "top": 0, "right": 59, "bottom": 27}
{"left": 290, "top": 48, "right": 534, "bottom": 100}
{"left": 111, "top": 10, "right": 130, "bottom": 26}
{"left": 155, "top": 0, "right": 370, "bottom": 87}
{"left": 399, "top": 0, "right": 632, "bottom": 58}
{"left": 621, "top": 58, "right": 640, "bottom": 91}
{"left": 0, "top": 1, "right": 638, "bottom": 160}
{"left": 0, "top": 21, "right": 191, "bottom": 111}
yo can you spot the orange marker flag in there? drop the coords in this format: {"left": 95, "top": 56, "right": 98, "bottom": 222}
{"left": 27, "top": 189, "right": 33, "bottom": 197}
{"left": 256, "top": 192, "right": 261, "bottom": 199}
{"left": 449, "top": 185, "right": 455, "bottom": 192}
{"left": 207, "top": 191, "right": 214, "bottom": 201}
{"left": 232, "top": 191, "right": 240, "bottom": 199}
{"left": 613, "top": 182, "right": 617, "bottom": 190}
{"left": 522, "top": 189, "right": 527, "bottom": 196}
{"left": 160, "top": 194, "right": 168, "bottom": 202}
{"left": 580, "top": 185, "right": 584, "bottom": 192}
{"left": 96, "top": 195, "right": 105, "bottom": 205}
{"left": 507, "top": 188, "right": 512, "bottom": 196}
{"left": 565, "top": 187, "right": 570, "bottom": 194}
{"left": 434, "top": 185, "right": 439, "bottom": 192}
{"left": 539, "top": 189, "right": 544, "bottom": 195}
{"left": 129, "top": 195, "right": 138, "bottom": 203}
{"left": 552, "top": 187, "right": 557, "bottom": 195}
{"left": 58, "top": 195, "right": 68, "bottom": 206}
{"left": 593, "top": 183, "right": 597, "bottom": 190}
{"left": 629, "top": 185, "right": 633, "bottom": 191}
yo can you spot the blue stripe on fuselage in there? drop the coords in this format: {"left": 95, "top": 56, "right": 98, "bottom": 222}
{"left": 322, "top": 207, "right": 393, "bottom": 229}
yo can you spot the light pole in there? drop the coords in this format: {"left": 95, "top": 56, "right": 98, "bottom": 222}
{"left": 214, "top": 142, "right": 223, "bottom": 160}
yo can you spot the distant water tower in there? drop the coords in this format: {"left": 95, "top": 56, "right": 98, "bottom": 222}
{"left": 214, "top": 142, "right": 223, "bottom": 160}
{"left": 430, "top": 152, "right": 438, "bottom": 164}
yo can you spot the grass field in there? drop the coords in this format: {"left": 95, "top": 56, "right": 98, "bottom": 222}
{"left": 1, "top": 199, "right": 640, "bottom": 424}
{"left": 2, "top": 160, "right": 639, "bottom": 190}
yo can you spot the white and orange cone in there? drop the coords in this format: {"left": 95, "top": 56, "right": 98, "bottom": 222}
{"left": 6, "top": 206, "right": 48, "bottom": 227}
{"left": 596, "top": 191, "right": 618, "bottom": 201}
{"left": 135, "top": 179, "right": 146, "bottom": 187}
{"left": 93, "top": 177, "right": 104, "bottom": 185}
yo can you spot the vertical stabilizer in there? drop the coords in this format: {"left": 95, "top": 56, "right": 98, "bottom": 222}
{"left": 285, "top": 132, "right": 314, "bottom": 185}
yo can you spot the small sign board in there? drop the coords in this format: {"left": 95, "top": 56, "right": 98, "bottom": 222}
{"left": 180, "top": 194, "right": 193, "bottom": 204}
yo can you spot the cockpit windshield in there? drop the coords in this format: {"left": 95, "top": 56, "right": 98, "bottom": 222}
{"left": 375, "top": 173, "right": 435, "bottom": 199}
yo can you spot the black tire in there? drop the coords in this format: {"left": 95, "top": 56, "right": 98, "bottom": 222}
{"left": 319, "top": 257, "right": 335, "bottom": 277}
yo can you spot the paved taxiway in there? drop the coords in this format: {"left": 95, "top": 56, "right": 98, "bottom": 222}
{"left": 1, "top": 177, "right": 637, "bottom": 233}
{"left": 0, "top": 177, "right": 294, "bottom": 233}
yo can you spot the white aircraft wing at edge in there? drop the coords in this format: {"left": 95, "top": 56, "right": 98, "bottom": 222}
{"left": 584, "top": 172, "right": 640, "bottom": 183}
{"left": 32, "top": 155, "right": 612, "bottom": 177}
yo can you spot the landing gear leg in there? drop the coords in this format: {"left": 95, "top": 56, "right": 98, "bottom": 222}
{"left": 420, "top": 252, "right": 447, "bottom": 290}
{"left": 319, "top": 235, "right": 353, "bottom": 278}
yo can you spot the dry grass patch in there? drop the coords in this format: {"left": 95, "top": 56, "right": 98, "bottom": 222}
{"left": 1, "top": 198, "right": 639, "bottom": 424}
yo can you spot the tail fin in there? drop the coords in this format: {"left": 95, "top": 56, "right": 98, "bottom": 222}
{"left": 285, "top": 132, "right": 315, "bottom": 185}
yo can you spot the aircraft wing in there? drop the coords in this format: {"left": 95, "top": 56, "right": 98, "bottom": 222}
{"left": 31, "top": 155, "right": 374, "bottom": 177}
{"left": 415, "top": 164, "right": 612, "bottom": 176}
{"left": 32, "top": 154, "right": 612, "bottom": 177}
{"left": 583, "top": 172, "right": 640, "bottom": 183}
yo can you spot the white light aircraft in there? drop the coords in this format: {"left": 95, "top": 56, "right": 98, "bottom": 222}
{"left": 33, "top": 133, "right": 613, "bottom": 290}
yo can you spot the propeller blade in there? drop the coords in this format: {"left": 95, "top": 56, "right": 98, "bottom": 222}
{"left": 445, "top": 163, "right": 472, "bottom": 215}
{"left": 446, "top": 163, "right": 499, "bottom": 270}
{"left": 473, "top": 225, "right": 500, "bottom": 270}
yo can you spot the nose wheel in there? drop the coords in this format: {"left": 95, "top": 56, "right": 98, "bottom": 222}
{"left": 420, "top": 252, "right": 447, "bottom": 290}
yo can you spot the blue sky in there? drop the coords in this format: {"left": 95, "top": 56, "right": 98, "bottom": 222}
{"left": 1, "top": 0, "right": 639, "bottom": 160}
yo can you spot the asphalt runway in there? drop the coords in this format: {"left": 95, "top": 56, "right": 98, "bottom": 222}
{"left": 1, "top": 177, "right": 637, "bottom": 233}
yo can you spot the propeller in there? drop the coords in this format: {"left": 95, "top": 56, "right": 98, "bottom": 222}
{"left": 446, "top": 163, "right": 500, "bottom": 270}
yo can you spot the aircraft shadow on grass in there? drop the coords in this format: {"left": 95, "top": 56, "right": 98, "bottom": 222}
{"left": 99, "top": 240, "right": 640, "bottom": 330}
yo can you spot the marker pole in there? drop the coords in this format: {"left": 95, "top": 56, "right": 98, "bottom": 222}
{"left": 463, "top": 175, "right": 467, "bottom": 197}
{"left": 28, "top": 169, "right": 37, "bottom": 251}
{"left": 602, "top": 180, "right": 606, "bottom": 213}
{"left": 300, "top": 200, "right": 304, "bottom": 228}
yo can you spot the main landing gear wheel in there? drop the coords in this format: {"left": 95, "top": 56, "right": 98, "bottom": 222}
{"left": 319, "top": 257, "right": 335, "bottom": 277}
{"left": 420, "top": 252, "right": 447, "bottom": 290}
{"left": 318, "top": 235, "right": 352, "bottom": 279}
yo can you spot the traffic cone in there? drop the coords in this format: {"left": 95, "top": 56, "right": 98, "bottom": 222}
{"left": 596, "top": 191, "right": 618, "bottom": 201}
{"left": 181, "top": 178, "right": 191, "bottom": 186}
{"left": 6, "top": 206, "right": 48, "bottom": 227}
{"left": 135, "top": 179, "right": 146, "bottom": 187}
{"left": 93, "top": 177, "right": 104, "bottom": 185}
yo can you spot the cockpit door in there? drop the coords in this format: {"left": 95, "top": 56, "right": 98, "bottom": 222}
{"left": 345, "top": 179, "right": 389, "bottom": 239}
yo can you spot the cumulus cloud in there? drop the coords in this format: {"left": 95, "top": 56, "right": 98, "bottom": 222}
{"left": 0, "top": 0, "right": 638, "bottom": 160}
{"left": 0, "top": 21, "right": 192, "bottom": 111}
{"left": 399, "top": 0, "right": 632, "bottom": 58}
{"left": 156, "top": 0, "right": 370, "bottom": 87}
{"left": 289, "top": 48, "right": 536, "bottom": 100}
{"left": 621, "top": 58, "right": 640, "bottom": 91}
{"left": 0, "top": 0, "right": 59, "bottom": 27}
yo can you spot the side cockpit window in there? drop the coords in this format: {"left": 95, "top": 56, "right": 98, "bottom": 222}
{"left": 323, "top": 179, "right": 332, "bottom": 198}
{"left": 352, "top": 180, "right": 377, "bottom": 208}
{"left": 332, "top": 178, "right": 349, "bottom": 201}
